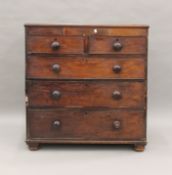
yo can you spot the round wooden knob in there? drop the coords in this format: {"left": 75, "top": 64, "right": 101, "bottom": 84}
{"left": 113, "top": 120, "right": 121, "bottom": 129}
{"left": 53, "top": 120, "right": 61, "bottom": 128}
{"left": 52, "top": 64, "right": 61, "bottom": 73}
{"left": 112, "top": 65, "right": 122, "bottom": 73}
{"left": 51, "top": 41, "right": 60, "bottom": 50}
{"left": 112, "top": 91, "right": 122, "bottom": 100}
{"left": 52, "top": 90, "right": 61, "bottom": 99}
{"left": 113, "top": 41, "right": 123, "bottom": 51}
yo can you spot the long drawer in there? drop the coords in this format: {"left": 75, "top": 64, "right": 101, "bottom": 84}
{"left": 27, "top": 108, "right": 145, "bottom": 140}
{"left": 27, "top": 80, "right": 145, "bottom": 108}
{"left": 27, "top": 56, "right": 145, "bottom": 79}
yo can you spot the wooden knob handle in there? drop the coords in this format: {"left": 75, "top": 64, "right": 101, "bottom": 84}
{"left": 113, "top": 120, "right": 121, "bottom": 129}
{"left": 52, "top": 64, "right": 61, "bottom": 73}
{"left": 51, "top": 41, "right": 60, "bottom": 50}
{"left": 113, "top": 41, "right": 123, "bottom": 51}
{"left": 53, "top": 120, "right": 61, "bottom": 128}
{"left": 112, "top": 65, "right": 122, "bottom": 73}
{"left": 52, "top": 90, "right": 61, "bottom": 99}
{"left": 112, "top": 91, "right": 122, "bottom": 100}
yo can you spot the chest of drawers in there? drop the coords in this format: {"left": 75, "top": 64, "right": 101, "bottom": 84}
{"left": 25, "top": 24, "right": 149, "bottom": 151}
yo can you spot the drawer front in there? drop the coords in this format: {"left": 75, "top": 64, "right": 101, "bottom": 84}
{"left": 89, "top": 36, "right": 146, "bottom": 54}
{"left": 27, "top": 36, "right": 84, "bottom": 54}
{"left": 26, "top": 26, "right": 148, "bottom": 37}
{"left": 27, "top": 109, "right": 145, "bottom": 140}
{"left": 27, "top": 56, "right": 145, "bottom": 79}
{"left": 27, "top": 26, "right": 63, "bottom": 35}
{"left": 27, "top": 81, "right": 145, "bottom": 108}
{"left": 63, "top": 27, "right": 148, "bottom": 36}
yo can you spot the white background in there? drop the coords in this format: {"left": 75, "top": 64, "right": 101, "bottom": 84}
{"left": 0, "top": 0, "right": 172, "bottom": 175}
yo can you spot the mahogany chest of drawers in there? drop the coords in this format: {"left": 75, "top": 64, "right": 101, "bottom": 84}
{"left": 25, "top": 24, "right": 149, "bottom": 151}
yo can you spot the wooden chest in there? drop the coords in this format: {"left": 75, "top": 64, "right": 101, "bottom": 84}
{"left": 25, "top": 24, "right": 149, "bottom": 151}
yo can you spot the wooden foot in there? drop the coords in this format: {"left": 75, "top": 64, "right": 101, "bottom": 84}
{"left": 27, "top": 143, "right": 40, "bottom": 151}
{"left": 133, "top": 144, "right": 145, "bottom": 152}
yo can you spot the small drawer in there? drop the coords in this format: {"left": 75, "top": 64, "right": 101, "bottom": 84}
{"left": 26, "top": 26, "right": 63, "bottom": 35}
{"left": 27, "top": 36, "right": 84, "bottom": 54}
{"left": 27, "top": 108, "right": 145, "bottom": 140}
{"left": 89, "top": 36, "right": 146, "bottom": 54}
{"left": 64, "top": 27, "right": 148, "bottom": 36}
{"left": 27, "top": 56, "right": 145, "bottom": 79}
{"left": 27, "top": 80, "right": 145, "bottom": 108}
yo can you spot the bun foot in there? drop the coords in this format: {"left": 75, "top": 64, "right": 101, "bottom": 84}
{"left": 133, "top": 144, "right": 145, "bottom": 152}
{"left": 27, "top": 143, "right": 40, "bottom": 151}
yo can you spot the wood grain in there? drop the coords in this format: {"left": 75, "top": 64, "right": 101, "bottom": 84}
{"left": 27, "top": 80, "right": 145, "bottom": 108}
{"left": 27, "top": 108, "right": 145, "bottom": 140}
{"left": 25, "top": 25, "right": 148, "bottom": 151}
{"left": 27, "top": 36, "right": 84, "bottom": 54}
{"left": 27, "top": 56, "right": 145, "bottom": 79}
{"left": 26, "top": 25, "right": 148, "bottom": 36}
{"left": 89, "top": 36, "right": 146, "bottom": 54}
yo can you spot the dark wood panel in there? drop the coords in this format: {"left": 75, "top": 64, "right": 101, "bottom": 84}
{"left": 89, "top": 36, "right": 146, "bottom": 54}
{"left": 25, "top": 25, "right": 148, "bottom": 36}
{"left": 63, "top": 27, "right": 148, "bottom": 36}
{"left": 27, "top": 108, "right": 145, "bottom": 140}
{"left": 27, "top": 26, "right": 63, "bottom": 35}
{"left": 27, "top": 36, "right": 84, "bottom": 54}
{"left": 27, "top": 80, "right": 145, "bottom": 108}
{"left": 27, "top": 56, "right": 145, "bottom": 79}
